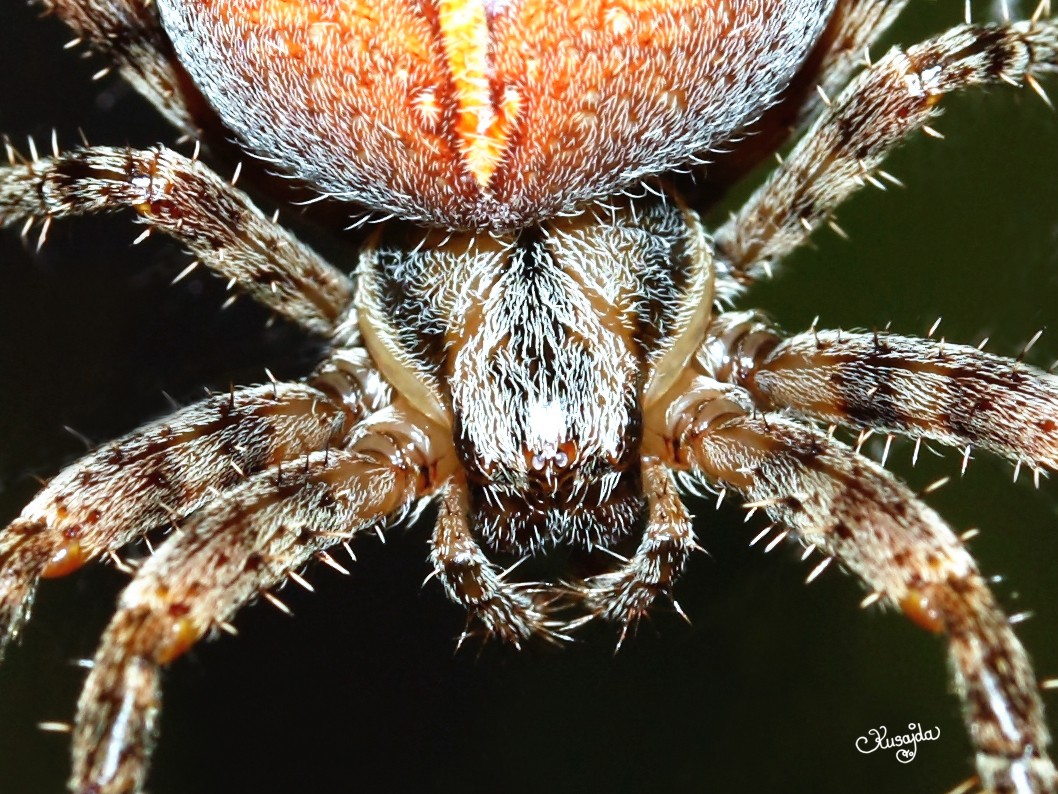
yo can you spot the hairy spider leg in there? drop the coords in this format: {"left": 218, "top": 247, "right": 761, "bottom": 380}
{"left": 0, "top": 382, "right": 343, "bottom": 660}
{"left": 653, "top": 377, "right": 1055, "bottom": 794}
{"left": 0, "top": 145, "right": 352, "bottom": 335}
{"left": 573, "top": 461, "right": 696, "bottom": 645}
{"left": 429, "top": 479, "right": 566, "bottom": 648}
{"left": 67, "top": 402, "right": 449, "bottom": 794}
{"left": 803, "top": 0, "right": 910, "bottom": 120}
{"left": 35, "top": 0, "right": 198, "bottom": 131}
{"left": 712, "top": 15, "right": 1058, "bottom": 300}
{"left": 692, "top": 0, "right": 910, "bottom": 205}
{"left": 0, "top": 139, "right": 382, "bottom": 659}
{"left": 0, "top": 328, "right": 392, "bottom": 656}
{"left": 703, "top": 312, "right": 1058, "bottom": 472}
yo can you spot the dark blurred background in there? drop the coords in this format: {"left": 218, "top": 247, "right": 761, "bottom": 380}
{"left": 2, "top": 2, "right": 1058, "bottom": 793}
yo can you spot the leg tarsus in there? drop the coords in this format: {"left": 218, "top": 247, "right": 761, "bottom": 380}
{"left": 71, "top": 608, "right": 162, "bottom": 794}
{"left": 0, "top": 519, "right": 50, "bottom": 661}
{"left": 36, "top": 0, "right": 197, "bottom": 132}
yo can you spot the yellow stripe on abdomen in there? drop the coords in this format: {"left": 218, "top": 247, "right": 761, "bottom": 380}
{"left": 436, "top": 0, "right": 519, "bottom": 189}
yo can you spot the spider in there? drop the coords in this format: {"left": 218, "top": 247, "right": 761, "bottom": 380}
{"left": 2, "top": 2, "right": 1058, "bottom": 793}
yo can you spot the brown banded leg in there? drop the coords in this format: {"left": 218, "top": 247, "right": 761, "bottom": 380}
{"left": 70, "top": 402, "right": 445, "bottom": 794}
{"left": 429, "top": 479, "right": 562, "bottom": 648}
{"left": 652, "top": 377, "right": 1056, "bottom": 794}
{"left": 35, "top": 0, "right": 197, "bottom": 131}
{"left": 574, "top": 461, "right": 696, "bottom": 645}
{"left": 701, "top": 311, "right": 1058, "bottom": 470}
{"left": 805, "top": 0, "right": 910, "bottom": 121}
{"left": 0, "top": 382, "right": 344, "bottom": 660}
{"left": 0, "top": 342, "right": 389, "bottom": 660}
{"left": 696, "top": 0, "right": 909, "bottom": 202}
{"left": 712, "top": 15, "right": 1058, "bottom": 299}
{"left": 0, "top": 144, "right": 352, "bottom": 335}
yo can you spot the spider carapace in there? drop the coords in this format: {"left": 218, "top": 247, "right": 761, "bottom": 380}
{"left": 2, "top": 2, "right": 1058, "bottom": 793}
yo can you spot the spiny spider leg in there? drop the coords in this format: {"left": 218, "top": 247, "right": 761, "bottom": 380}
{"left": 0, "top": 382, "right": 342, "bottom": 660}
{"left": 0, "top": 144, "right": 352, "bottom": 335}
{"left": 805, "top": 0, "right": 909, "bottom": 120}
{"left": 653, "top": 377, "right": 1055, "bottom": 794}
{"left": 712, "top": 14, "right": 1058, "bottom": 300}
{"left": 0, "top": 335, "right": 389, "bottom": 662}
{"left": 701, "top": 311, "right": 1058, "bottom": 471}
{"left": 69, "top": 402, "right": 448, "bottom": 794}
{"left": 35, "top": 0, "right": 197, "bottom": 130}
{"left": 692, "top": 0, "right": 909, "bottom": 203}
{"left": 429, "top": 479, "right": 563, "bottom": 648}
{"left": 574, "top": 461, "right": 696, "bottom": 644}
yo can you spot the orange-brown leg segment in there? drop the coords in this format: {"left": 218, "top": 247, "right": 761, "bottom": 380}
{"left": 701, "top": 311, "right": 1058, "bottom": 471}
{"left": 69, "top": 404, "right": 444, "bottom": 794}
{"left": 655, "top": 377, "right": 1055, "bottom": 794}
{"left": 712, "top": 15, "right": 1058, "bottom": 300}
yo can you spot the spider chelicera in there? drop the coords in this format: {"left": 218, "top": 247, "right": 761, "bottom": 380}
{"left": 2, "top": 1, "right": 1058, "bottom": 794}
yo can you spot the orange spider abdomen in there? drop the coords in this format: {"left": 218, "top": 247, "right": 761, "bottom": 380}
{"left": 158, "top": 0, "right": 835, "bottom": 229}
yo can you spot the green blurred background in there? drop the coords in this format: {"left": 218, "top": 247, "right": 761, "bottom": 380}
{"left": 1, "top": 2, "right": 1058, "bottom": 793}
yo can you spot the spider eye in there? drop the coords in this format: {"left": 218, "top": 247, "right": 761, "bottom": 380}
{"left": 557, "top": 440, "right": 577, "bottom": 467}
{"left": 525, "top": 439, "right": 578, "bottom": 473}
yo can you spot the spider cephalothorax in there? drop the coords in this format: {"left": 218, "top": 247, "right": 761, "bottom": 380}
{"left": 362, "top": 193, "right": 711, "bottom": 554}
{"left": 2, "top": 2, "right": 1058, "bottom": 793}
